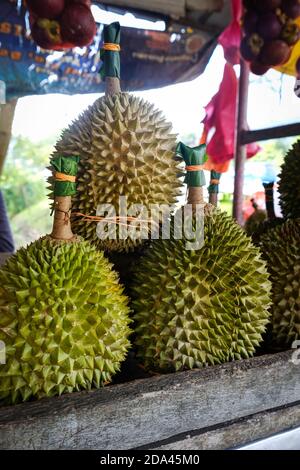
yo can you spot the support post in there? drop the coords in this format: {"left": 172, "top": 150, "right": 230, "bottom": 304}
{"left": 233, "top": 60, "right": 249, "bottom": 224}
{"left": 0, "top": 99, "right": 18, "bottom": 175}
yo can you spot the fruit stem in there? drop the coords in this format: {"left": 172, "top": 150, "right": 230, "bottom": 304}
{"left": 175, "top": 142, "right": 207, "bottom": 209}
{"left": 208, "top": 171, "right": 221, "bottom": 207}
{"left": 188, "top": 187, "right": 204, "bottom": 206}
{"left": 50, "top": 155, "right": 79, "bottom": 241}
{"left": 263, "top": 181, "right": 276, "bottom": 221}
{"left": 102, "top": 22, "right": 121, "bottom": 96}
{"left": 51, "top": 196, "right": 74, "bottom": 240}
{"left": 106, "top": 77, "right": 121, "bottom": 96}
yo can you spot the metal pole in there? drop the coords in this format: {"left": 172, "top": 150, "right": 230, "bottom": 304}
{"left": 233, "top": 59, "right": 250, "bottom": 224}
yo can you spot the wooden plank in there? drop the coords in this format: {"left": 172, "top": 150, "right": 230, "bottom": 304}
{"left": 233, "top": 60, "right": 250, "bottom": 224}
{"left": 0, "top": 99, "right": 17, "bottom": 175}
{"left": 241, "top": 123, "right": 300, "bottom": 145}
{"left": 150, "top": 402, "right": 300, "bottom": 450}
{"left": 0, "top": 350, "right": 299, "bottom": 449}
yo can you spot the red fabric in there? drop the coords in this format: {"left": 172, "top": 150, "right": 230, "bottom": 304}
{"left": 202, "top": 63, "right": 260, "bottom": 172}
{"left": 218, "top": 0, "right": 242, "bottom": 65}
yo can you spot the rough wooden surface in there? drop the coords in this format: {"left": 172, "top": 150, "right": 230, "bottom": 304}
{"left": 149, "top": 402, "right": 300, "bottom": 450}
{"left": 0, "top": 350, "right": 299, "bottom": 449}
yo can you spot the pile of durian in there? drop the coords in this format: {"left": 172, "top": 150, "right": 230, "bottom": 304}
{"left": 0, "top": 22, "right": 298, "bottom": 405}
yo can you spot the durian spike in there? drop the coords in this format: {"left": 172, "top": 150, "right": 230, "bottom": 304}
{"left": 208, "top": 170, "right": 221, "bottom": 206}
{"left": 50, "top": 155, "right": 80, "bottom": 241}
{"left": 101, "top": 22, "right": 121, "bottom": 96}
{"left": 175, "top": 142, "right": 207, "bottom": 208}
{"left": 263, "top": 181, "right": 276, "bottom": 221}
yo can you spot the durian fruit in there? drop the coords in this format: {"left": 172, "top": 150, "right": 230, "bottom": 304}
{"left": 131, "top": 143, "right": 271, "bottom": 373}
{"left": 244, "top": 198, "right": 267, "bottom": 237}
{"left": 278, "top": 139, "right": 300, "bottom": 219}
{"left": 0, "top": 156, "right": 131, "bottom": 404}
{"left": 260, "top": 219, "right": 300, "bottom": 348}
{"left": 50, "top": 22, "right": 183, "bottom": 252}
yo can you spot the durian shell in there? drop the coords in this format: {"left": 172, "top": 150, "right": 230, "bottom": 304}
{"left": 50, "top": 93, "right": 183, "bottom": 252}
{"left": 0, "top": 236, "right": 131, "bottom": 404}
{"left": 244, "top": 208, "right": 267, "bottom": 237}
{"left": 260, "top": 218, "right": 300, "bottom": 348}
{"left": 278, "top": 140, "right": 300, "bottom": 219}
{"left": 131, "top": 207, "right": 272, "bottom": 373}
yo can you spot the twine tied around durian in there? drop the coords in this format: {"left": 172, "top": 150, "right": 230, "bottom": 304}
{"left": 71, "top": 212, "right": 159, "bottom": 231}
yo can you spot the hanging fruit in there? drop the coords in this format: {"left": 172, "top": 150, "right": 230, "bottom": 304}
{"left": 60, "top": 3, "right": 96, "bottom": 47}
{"left": 241, "top": 0, "right": 300, "bottom": 75}
{"left": 26, "top": 0, "right": 97, "bottom": 50}
{"left": 26, "top": 0, "right": 65, "bottom": 19}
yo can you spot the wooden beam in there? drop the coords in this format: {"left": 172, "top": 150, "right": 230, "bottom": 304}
{"left": 96, "top": 0, "right": 224, "bottom": 19}
{"left": 97, "top": 0, "right": 185, "bottom": 18}
{"left": 152, "top": 402, "right": 300, "bottom": 450}
{"left": 0, "top": 349, "right": 298, "bottom": 449}
{"left": 0, "top": 99, "right": 17, "bottom": 175}
{"left": 241, "top": 123, "right": 300, "bottom": 145}
{"left": 233, "top": 60, "right": 250, "bottom": 225}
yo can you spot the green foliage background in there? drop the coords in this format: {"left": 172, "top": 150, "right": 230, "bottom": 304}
{"left": 1, "top": 136, "right": 54, "bottom": 248}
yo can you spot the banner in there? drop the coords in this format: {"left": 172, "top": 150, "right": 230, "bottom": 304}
{"left": 0, "top": 0, "right": 216, "bottom": 99}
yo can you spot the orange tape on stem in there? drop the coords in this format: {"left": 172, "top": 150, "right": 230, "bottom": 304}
{"left": 55, "top": 172, "right": 76, "bottom": 183}
{"left": 103, "top": 43, "right": 121, "bottom": 51}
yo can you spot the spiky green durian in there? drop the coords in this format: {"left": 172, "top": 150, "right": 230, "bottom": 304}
{"left": 278, "top": 139, "right": 300, "bottom": 219}
{"left": 260, "top": 219, "right": 300, "bottom": 348}
{"left": 0, "top": 236, "right": 131, "bottom": 404}
{"left": 50, "top": 93, "right": 183, "bottom": 252}
{"left": 131, "top": 207, "right": 271, "bottom": 372}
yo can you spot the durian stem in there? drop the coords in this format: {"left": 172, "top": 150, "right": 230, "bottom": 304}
{"left": 264, "top": 184, "right": 276, "bottom": 221}
{"left": 188, "top": 187, "right": 204, "bottom": 207}
{"left": 209, "top": 192, "right": 218, "bottom": 206}
{"left": 51, "top": 196, "right": 74, "bottom": 240}
{"left": 105, "top": 77, "right": 121, "bottom": 96}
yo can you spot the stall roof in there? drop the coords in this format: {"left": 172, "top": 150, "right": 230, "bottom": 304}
{"left": 96, "top": 0, "right": 232, "bottom": 33}
{"left": 0, "top": 0, "right": 232, "bottom": 99}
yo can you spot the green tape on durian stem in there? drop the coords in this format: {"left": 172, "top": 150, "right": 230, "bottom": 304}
{"left": 100, "top": 22, "right": 121, "bottom": 80}
{"left": 51, "top": 155, "right": 80, "bottom": 197}
{"left": 208, "top": 170, "right": 222, "bottom": 194}
{"left": 175, "top": 142, "right": 207, "bottom": 187}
